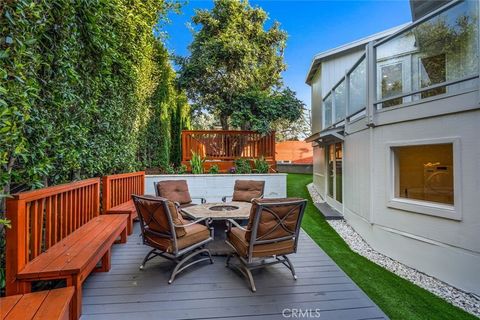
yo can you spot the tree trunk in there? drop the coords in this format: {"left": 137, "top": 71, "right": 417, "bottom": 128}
{"left": 220, "top": 114, "right": 229, "bottom": 130}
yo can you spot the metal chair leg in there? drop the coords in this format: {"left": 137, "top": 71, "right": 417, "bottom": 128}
{"left": 241, "top": 265, "right": 257, "bottom": 292}
{"left": 139, "top": 249, "right": 157, "bottom": 270}
{"left": 283, "top": 255, "right": 297, "bottom": 280}
{"left": 225, "top": 253, "right": 234, "bottom": 267}
{"left": 168, "top": 248, "right": 213, "bottom": 284}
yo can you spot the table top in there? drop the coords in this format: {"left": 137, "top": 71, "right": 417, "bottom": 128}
{"left": 181, "top": 201, "right": 252, "bottom": 220}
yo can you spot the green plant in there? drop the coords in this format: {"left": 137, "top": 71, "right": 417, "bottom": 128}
{"left": 234, "top": 159, "right": 252, "bottom": 174}
{"left": 0, "top": 0, "right": 189, "bottom": 196}
{"left": 190, "top": 151, "right": 205, "bottom": 174}
{"left": 176, "top": 164, "right": 187, "bottom": 174}
{"left": 165, "top": 163, "right": 175, "bottom": 174}
{"left": 209, "top": 164, "right": 219, "bottom": 174}
{"left": 253, "top": 156, "right": 269, "bottom": 173}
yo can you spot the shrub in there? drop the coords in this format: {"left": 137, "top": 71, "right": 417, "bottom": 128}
{"left": 234, "top": 159, "right": 252, "bottom": 174}
{"left": 209, "top": 164, "right": 219, "bottom": 174}
{"left": 253, "top": 156, "right": 269, "bottom": 173}
{"left": 190, "top": 151, "right": 205, "bottom": 174}
{"left": 176, "top": 164, "right": 187, "bottom": 174}
{"left": 165, "top": 164, "right": 176, "bottom": 174}
{"left": 229, "top": 167, "right": 237, "bottom": 174}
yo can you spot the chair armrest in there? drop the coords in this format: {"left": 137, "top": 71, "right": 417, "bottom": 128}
{"left": 222, "top": 195, "right": 232, "bottom": 203}
{"left": 174, "top": 217, "right": 210, "bottom": 228}
{"left": 191, "top": 197, "right": 206, "bottom": 204}
{"left": 226, "top": 219, "right": 248, "bottom": 232}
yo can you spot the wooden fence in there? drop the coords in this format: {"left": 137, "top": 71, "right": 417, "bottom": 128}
{"left": 181, "top": 130, "right": 276, "bottom": 162}
{"left": 102, "top": 171, "right": 145, "bottom": 212}
{"left": 5, "top": 178, "right": 100, "bottom": 289}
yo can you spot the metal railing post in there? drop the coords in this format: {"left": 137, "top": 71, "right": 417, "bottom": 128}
{"left": 366, "top": 42, "right": 376, "bottom": 127}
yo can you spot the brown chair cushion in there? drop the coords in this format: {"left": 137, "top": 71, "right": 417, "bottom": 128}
{"left": 135, "top": 196, "right": 187, "bottom": 237}
{"left": 228, "top": 227, "right": 294, "bottom": 258}
{"left": 245, "top": 198, "right": 304, "bottom": 241}
{"left": 232, "top": 180, "right": 265, "bottom": 202}
{"left": 156, "top": 180, "right": 192, "bottom": 205}
{"left": 146, "top": 223, "right": 210, "bottom": 253}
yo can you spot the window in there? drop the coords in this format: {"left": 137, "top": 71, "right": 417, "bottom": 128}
{"left": 420, "top": 54, "right": 446, "bottom": 99}
{"left": 335, "top": 143, "right": 343, "bottom": 203}
{"left": 393, "top": 144, "right": 453, "bottom": 205}
{"left": 381, "top": 63, "right": 403, "bottom": 107}
{"left": 327, "top": 145, "right": 334, "bottom": 197}
{"left": 326, "top": 143, "right": 343, "bottom": 203}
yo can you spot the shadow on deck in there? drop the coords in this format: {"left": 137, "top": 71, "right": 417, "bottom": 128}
{"left": 81, "top": 224, "right": 388, "bottom": 320}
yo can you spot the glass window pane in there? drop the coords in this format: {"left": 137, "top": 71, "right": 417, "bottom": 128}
{"left": 327, "top": 144, "right": 334, "bottom": 197}
{"left": 335, "top": 143, "right": 343, "bottom": 203}
{"left": 376, "top": 1, "right": 479, "bottom": 105}
{"left": 394, "top": 144, "right": 454, "bottom": 205}
{"left": 381, "top": 63, "right": 403, "bottom": 107}
{"left": 420, "top": 54, "right": 447, "bottom": 98}
{"left": 348, "top": 59, "right": 366, "bottom": 115}
{"left": 333, "top": 80, "right": 346, "bottom": 123}
{"left": 323, "top": 95, "right": 332, "bottom": 128}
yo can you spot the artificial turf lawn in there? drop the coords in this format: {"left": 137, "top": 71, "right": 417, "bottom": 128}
{"left": 287, "top": 173, "right": 477, "bottom": 320}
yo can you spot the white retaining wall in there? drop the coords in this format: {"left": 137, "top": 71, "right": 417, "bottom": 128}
{"left": 145, "top": 174, "right": 287, "bottom": 203}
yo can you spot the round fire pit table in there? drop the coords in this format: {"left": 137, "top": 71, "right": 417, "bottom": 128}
{"left": 181, "top": 201, "right": 252, "bottom": 255}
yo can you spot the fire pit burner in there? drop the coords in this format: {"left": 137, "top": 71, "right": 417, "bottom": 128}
{"left": 209, "top": 205, "right": 239, "bottom": 212}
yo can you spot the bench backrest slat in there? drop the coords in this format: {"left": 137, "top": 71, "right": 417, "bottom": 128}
{"left": 6, "top": 178, "right": 100, "bottom": 293}
{"left": 102, "top": 171, "right": 145, "bottom": 212}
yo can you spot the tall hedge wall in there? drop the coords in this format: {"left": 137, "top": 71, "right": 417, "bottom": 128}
{"left": 0, "top": 0, "right": 189, "bottom": 198}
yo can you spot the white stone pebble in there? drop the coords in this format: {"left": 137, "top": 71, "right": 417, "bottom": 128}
{"left": 307, "top": 183, "right": 480, "bottom": 318}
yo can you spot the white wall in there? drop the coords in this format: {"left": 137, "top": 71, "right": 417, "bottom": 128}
{"left": 145, "top": 174, "right": 287, "bottom": 203}
{"left": 343, "top": 108, "right": 480, "bottom": 295}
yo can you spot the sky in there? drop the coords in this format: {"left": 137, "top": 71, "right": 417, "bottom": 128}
{"left": 162, "top": 0, "right": 412, "bottom": 110}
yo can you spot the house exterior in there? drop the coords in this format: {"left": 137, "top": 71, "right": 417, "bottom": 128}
{"left": 306, "top": 0, "right": 480, "bottom": 295}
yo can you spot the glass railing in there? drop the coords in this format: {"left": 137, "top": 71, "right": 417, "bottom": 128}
{"left": 320, "top": 0, "right": 479, "bottom": 131}
{"left": 323, "top": 94, "right": 333, "bottom": 128}
{"left": 333, "top": 80, "right": 346, "bottom": 122}
{"left": 348, "top": 58, "right": 367, "bottom": 116}
{"left": 375, "top": 0, "right": 479, "bottom": 108}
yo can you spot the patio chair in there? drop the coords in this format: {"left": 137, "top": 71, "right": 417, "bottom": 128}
{"left": 222, "top": 180, "right": 265, "bottom": 203}
{"left": 225, "top": 197, "right": 307, "bottom": 292}
{"left": 154, "top": 180, "right": 206, "bottom": 208}
{"left": 132, "top": 195, "right": 214, "bottom": 284}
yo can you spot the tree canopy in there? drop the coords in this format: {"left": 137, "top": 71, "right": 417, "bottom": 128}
{"left": 177, "top": 0, "right": 303, "bottom": 132}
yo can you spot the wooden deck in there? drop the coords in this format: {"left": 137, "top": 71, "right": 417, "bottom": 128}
{"left": 81, "top": 224, "right": 388, "bottom": 320}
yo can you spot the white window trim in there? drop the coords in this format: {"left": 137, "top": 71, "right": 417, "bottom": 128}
{"left": 385, "top": 137, "right": 462, "bottom": 221}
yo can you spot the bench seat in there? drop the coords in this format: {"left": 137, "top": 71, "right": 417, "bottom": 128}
{"left": 105, "top": 199, "right": 137, "bottom": 235}
{"left": 15, "top": 214, "right": 128, "bottom": 320}
{"left": 1, "top": 287, "right": 74, "bottom": 320}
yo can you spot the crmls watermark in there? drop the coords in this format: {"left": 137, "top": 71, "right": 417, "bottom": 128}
{"left": 282, "top": 308, "right": 321, "bottom": 318}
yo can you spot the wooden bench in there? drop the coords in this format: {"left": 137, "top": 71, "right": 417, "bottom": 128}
{"left": 102, "top": 171, "right": 145, "bottom": 235}
{"left": 1, "top": 287, "right": 74, "bottom": 320}
{"left": 6, "top": 178, "right": 128, "bottom": 320}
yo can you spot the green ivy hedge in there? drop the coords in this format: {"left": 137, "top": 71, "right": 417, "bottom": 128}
{"left": 0, "top": 0, "right": 189, "bottom": 196}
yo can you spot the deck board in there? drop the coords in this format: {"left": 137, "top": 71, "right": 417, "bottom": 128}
{"left": 81, "top": 224, "right": 388, "bottom": 320}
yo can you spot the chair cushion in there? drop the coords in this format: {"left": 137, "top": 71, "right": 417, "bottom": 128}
{"left": 135, "top": 196, "right": 186, "bottom": 237}
{"left": 146, "top": 223, "right": 210, "bottom": 253}
{"left": 156, "top": 180, "right": 192, "bottom": 205}
{"left": 228, "top": 227, "right": 294, "bottom": 258}
{"left": 232, "top": 180, "right": 265, "bottom": 202}
{"left": 245, "top": 198, "right": 304, "bottom": 241}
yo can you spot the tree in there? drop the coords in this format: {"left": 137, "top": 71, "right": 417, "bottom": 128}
{"left": 177, "top": 0, "right": 300, "bottom": 130}
{"left": 272, "top": 108, "right": 311, "bottom": 141}
{"left": 229, "top": 87, "right": 305, "bottom": 134}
